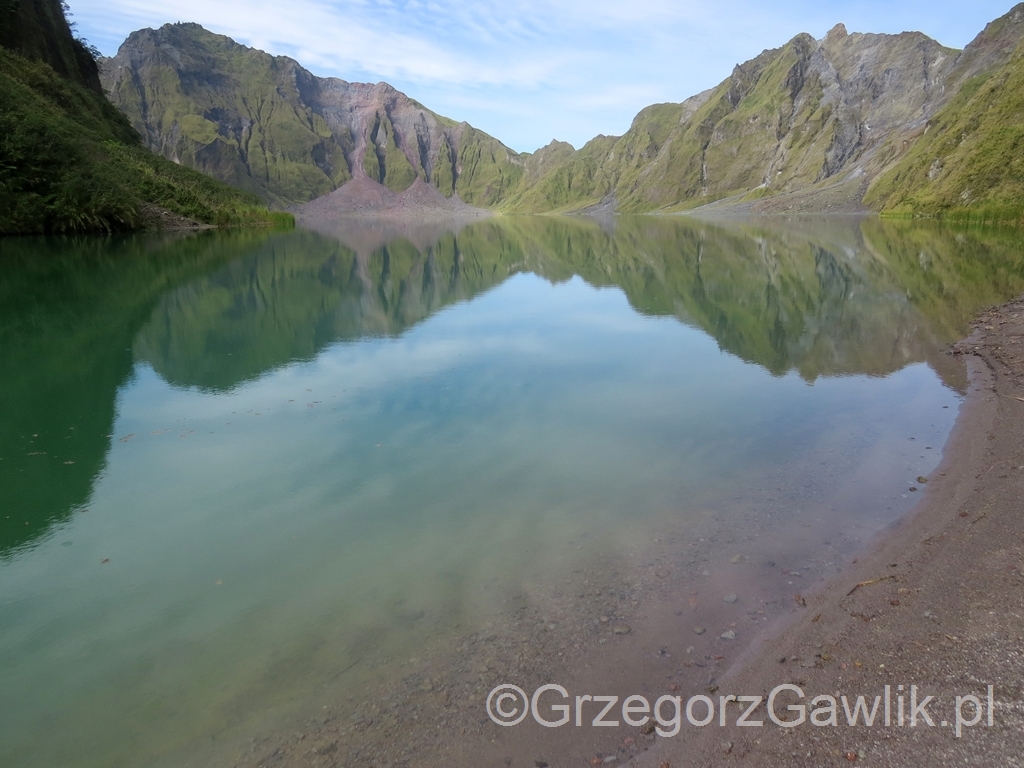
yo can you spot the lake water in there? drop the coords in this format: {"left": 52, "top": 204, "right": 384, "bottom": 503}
{"left": 1, "top": 216, "right": 1023, "bottom": 767}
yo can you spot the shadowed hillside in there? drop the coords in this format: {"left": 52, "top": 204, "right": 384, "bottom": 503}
{"left": 0, "top": 0, "right": 290, "bottom": 234}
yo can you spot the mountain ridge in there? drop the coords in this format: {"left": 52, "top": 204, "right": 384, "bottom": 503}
{"left": 98, "top": 7, "right": 1024, "bottom": 219}
{"left": 100, "top": 24, "right": 524, "bottom": 208}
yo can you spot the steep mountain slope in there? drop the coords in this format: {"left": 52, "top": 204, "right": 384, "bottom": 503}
{"left": 506, "top": 26, "right": 967, "bottom": 213}
{"left": 0, "top": 0, "right": 101, "bottom": 90}
{"left": 0, "top": 0, "right": 288, "bottom": 234}
{"left": 100, "top": 24, "right": 523, "bottom": 207}
{"left": 865, "top": 5, "right": 1024, "bottom": 220}
{"left": 506, "top": 5, "right": 1024, "bottom": 215}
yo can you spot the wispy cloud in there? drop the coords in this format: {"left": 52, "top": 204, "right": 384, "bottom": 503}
{"left": 71, "top": 0, "right": 1014, "bottom": 151}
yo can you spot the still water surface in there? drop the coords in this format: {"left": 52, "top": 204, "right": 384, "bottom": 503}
{"left": 1, "top": 216, "right": 1023, "bottom": 766}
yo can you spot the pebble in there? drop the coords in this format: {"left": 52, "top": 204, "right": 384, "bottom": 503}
{"left": 723, "top": 594, "right": 738, "bottom": 603}
{"left": 720, "top": 630, "right": 736, "bottom": 640}
{"left": 693, "top": 626, "right": 706, "bottom": 635}
{"left": 612, "top": 624, "right": 632, "bottom": 635}
{"left": 729, "top": 554, "right": 745, "bottom": 564}
{"left": 917, "top": 476, "right": 928, "bottom": 483}
{"left": 535, "top": 761, "right": 548, "bottom": 768}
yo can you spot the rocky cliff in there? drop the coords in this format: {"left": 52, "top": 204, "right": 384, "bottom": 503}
{"left": 864, "top": 5, "right": 1024, "bottom": 219}
{"left": 100, "top": 24, "right": 523, "bottom": 207}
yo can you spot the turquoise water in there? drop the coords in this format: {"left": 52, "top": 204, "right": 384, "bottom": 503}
{"left": 1, "top": 216, "right": 1023, "bottom": 766}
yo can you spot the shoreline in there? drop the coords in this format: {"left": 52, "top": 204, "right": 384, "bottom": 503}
{"left": 635, "top": 293, "right": 1024, "bottom": 766}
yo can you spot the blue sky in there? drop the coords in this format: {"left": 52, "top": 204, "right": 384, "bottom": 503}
{"left": 71, "top": 0, "right": 1016, "bottom": 153}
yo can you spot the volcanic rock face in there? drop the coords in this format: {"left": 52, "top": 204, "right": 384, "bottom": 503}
{"left": 100, "top": 23, "right": 523, "bottom": 206}
{"left": 864, "top": 4, "right": 1024, "bottom": 216}
{"left": 505, "top": 25, "right": 965, "bottom": 213}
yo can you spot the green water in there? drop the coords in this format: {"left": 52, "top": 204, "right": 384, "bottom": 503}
{"left": 1, "top": 216, "right": 1023, "bottom": 766}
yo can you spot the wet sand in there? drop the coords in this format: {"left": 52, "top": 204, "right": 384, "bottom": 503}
{"left": 637, "top": 294, "right": 1024, "bottom": 766}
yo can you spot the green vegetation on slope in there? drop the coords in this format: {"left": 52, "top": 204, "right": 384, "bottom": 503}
{"left": 497, "top": 136, "right": 614, "bottom": 213}
{"left": 866, "top": 36, "right": 1024, "bottom": 223}
{"left": 0, "top": 47, "right": 292, "bottom": 234}
{"left": 363, "top": 113, "right": 417, "bottom": 192}
{"left": 453, "top": 125, "right": 525, "bottom": 207}
{"left": 0, "top": 0, "right": 101, "bottom": 90}
{"left": 103, "top": 24, "right": 354, "bottom": 205}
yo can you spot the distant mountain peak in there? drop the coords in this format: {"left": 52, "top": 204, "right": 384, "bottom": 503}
{"left": 100, "top": 23, "right": 522, "bottom": 207}
{"left": 824, "top": 22, "right": 848, "bottom": 41}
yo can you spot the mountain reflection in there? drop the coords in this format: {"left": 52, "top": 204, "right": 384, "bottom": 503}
{"left": 134, "top": 216, "right": 1024, "bottom": 392}
{"left": 2, "top": 217, "right": 1023, "bottom": 558}
{"left": 0, "top": 231, "right": 278, "bottom": 557}
{"left": 133, "top": 223, "right": 530, "bottom": 391}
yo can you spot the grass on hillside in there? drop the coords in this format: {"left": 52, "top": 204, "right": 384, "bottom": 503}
{"left": 0, "top": 46, "right": 292, "bottom": 235}
{"left": 866, "top": 42, "right": 1024, "bottom": 225}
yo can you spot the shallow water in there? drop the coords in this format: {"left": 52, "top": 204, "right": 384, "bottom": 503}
{"left": 1, "top": 216, "right": 1023, "bottom": 766}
